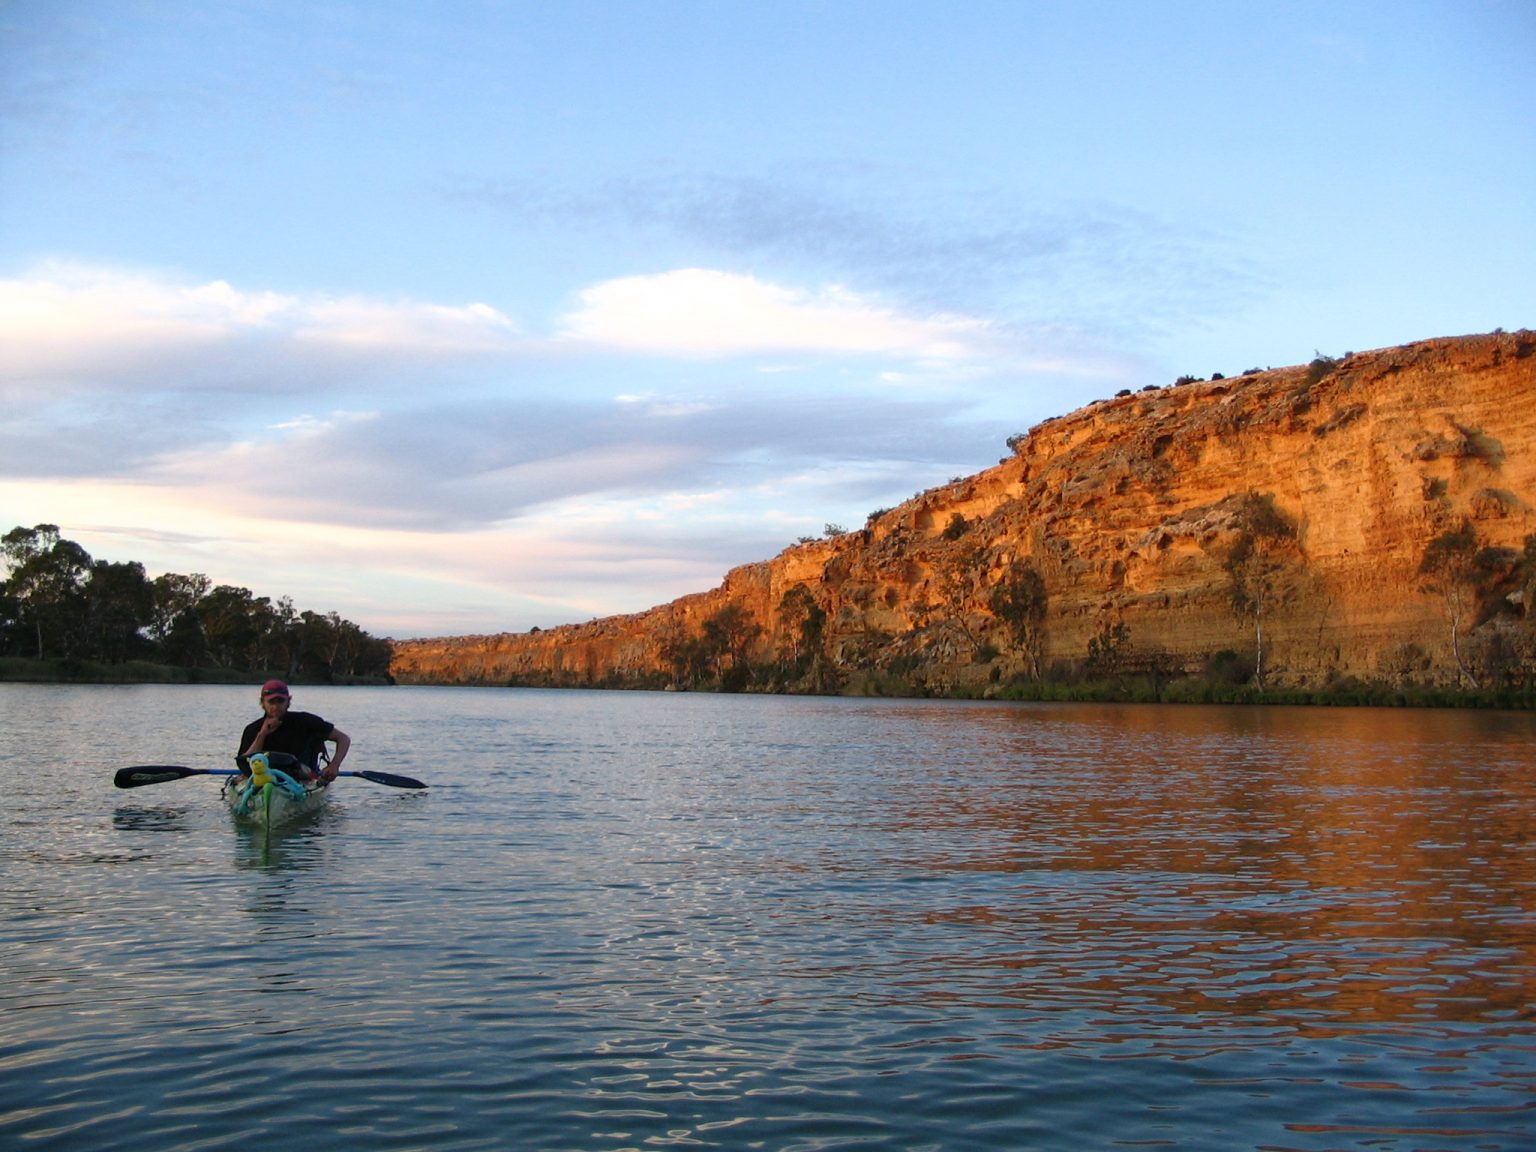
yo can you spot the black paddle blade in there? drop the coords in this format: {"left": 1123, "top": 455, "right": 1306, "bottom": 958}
{"left": 354, "top": 769, "right": 427, "bottom": 789}
{"left": 114, "top": 765, "right": 202, "bottom": 789}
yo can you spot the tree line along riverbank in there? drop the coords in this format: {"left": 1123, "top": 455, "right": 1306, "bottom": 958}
{"left": 1, "top": 524, "right": 392, "bottom": 685}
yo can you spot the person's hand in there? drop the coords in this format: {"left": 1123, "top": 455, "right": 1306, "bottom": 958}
{"left": 322, "top": 764, "right": 339, "bottom": 782}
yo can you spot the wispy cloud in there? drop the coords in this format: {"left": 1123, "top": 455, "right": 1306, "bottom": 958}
{"left": 123, "top": 384, "right": 988, "bottom": 536}
{"left": 448, "top": 172, "right": 1267, "bottom": 329}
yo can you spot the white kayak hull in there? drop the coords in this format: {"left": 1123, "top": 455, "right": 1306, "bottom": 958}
{"left": 223, "top": 775, "right": 329, "bottom": 828}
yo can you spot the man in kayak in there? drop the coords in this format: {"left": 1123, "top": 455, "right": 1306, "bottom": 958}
{"left": 237, "top": 680, "right": 352, "bottom": 783}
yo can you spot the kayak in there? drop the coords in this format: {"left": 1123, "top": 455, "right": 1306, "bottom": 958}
{"left": 222, "top": 753, "right": 329, "bottom": 829}
{"left": 223, "top": 775, "right": 328, "bottom": 827}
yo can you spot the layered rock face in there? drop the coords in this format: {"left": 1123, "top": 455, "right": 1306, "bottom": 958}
{"left": 392, "top": 332, "right": 1536, "bottom": 691}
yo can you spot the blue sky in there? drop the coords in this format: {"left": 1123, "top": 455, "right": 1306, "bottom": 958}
{"left": 2, "top": 1, "right": 1532, "bottom": 638}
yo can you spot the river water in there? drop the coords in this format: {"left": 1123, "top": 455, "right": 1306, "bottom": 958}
{"left": 1, "top": 684, "right": 1532, "bottom": 1151}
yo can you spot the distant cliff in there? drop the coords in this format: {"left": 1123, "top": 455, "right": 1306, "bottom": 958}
{"left": 392, "top": 332, "right": 1536, "bottom": 696}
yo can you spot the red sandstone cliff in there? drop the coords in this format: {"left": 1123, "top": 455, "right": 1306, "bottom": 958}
{"left": 392, "top": 332, "right": 1536, "bottom": 693}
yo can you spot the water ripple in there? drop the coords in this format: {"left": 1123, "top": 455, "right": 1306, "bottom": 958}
{"left": 1, "top": 688, "right": 1533, "bottom": 1150}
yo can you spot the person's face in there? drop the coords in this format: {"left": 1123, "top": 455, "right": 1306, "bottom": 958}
{"left": 262, "top": 693, "right": 290, "bottom": 718}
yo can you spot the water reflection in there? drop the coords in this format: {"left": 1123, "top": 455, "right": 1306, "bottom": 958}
{"left": 111, "top": 805, "right": 193, "bottom": 833}
{"left": 821, "top": 703, "right": 1536, "bottom": 1048}
{"left": 228, "top": 807, "right": 339, "bottom": 874}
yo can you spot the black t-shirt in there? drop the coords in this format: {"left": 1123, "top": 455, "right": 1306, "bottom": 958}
{"left": 237, "top": 710, "right": 334, "bottom": 770}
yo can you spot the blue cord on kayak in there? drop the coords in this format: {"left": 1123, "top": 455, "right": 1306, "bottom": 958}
{"left": 268, "top": 768, "right": 307, "bottom": 800}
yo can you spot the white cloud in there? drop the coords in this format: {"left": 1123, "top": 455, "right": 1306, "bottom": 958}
{"left": 0, "top": 262, "right": 519, "bottom": 390}
{"left": 293, "top": 298, "right": 517, "bottom": 351}
{"left": 556, "top": 268, "right": 994, "bottom": 360}
{"left": 615, "top": 393, "right": 714, "bottom": 418}
{"left": 0, "top": 262, "right": 1028, "bottom": 408}
{"left": 0, "top": 264, "right": 269, "bottom": 383}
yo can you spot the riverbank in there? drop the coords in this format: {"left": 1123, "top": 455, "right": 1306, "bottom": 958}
{"left": 4, "top": 655, "right": 1525, "bottom": 707}
{"left": 0, "top": 657, "right": 391, "bottom": 687}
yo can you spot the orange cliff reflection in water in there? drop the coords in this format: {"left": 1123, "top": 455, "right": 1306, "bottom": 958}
{"left": 875, "top": 703, "right": 1536, "bottom": 1038}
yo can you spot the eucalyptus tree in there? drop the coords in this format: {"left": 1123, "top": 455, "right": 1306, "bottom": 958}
{"left": 85, "top": 560, "right": 155, "bottom": 663}
{"left": 197, "top": 584, "right": 271, "bottom": 669}
{"left": 988, "top": 562, "right": 1048, "bottom": 680}
{"left": 1, "top": 524, "right": 93, "bottom": 658}
{"left": 777, "top": 583, "right": 827, "bottom": 676}
{"left": 150, "top": 573, "right": 212, "bottom": 665}
{"left": 149, "top": 573, "right": 212, "bottom": 644}
{"left": 702, "top": 603, "right": 762, "bottom": 690}
{"left": 1418, "top": 522, "right": 1483, "bottom": 688}
{"left": 1223, "top": 492, "right": 1299, "bottom": 692}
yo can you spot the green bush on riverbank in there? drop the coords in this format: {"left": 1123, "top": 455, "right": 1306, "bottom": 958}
{"left": 478, "top": 661, "right": 1536, "bottom": 708}
{"left": 970, "top": 672, "right": 1536, "bottom": 710}
{"left": 0, "top": 657, "right": 241, "bottom": 684}
{"left": 0, "top": 657, "right": 390, "bottom": 687}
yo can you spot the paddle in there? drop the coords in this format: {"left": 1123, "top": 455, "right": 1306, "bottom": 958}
{"left": 113, "top": 765, "right": 427, "bottom": 790}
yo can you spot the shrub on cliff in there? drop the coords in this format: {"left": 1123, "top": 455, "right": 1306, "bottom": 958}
{"left": 1086, "top": 620, "right": 1131, "bottom": 680}
{"left": 1304, "top": 353, "right": 1341, "bottom": 387}
{"left": 1204, "top": 648, "right": 1255, "bottom": 687}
